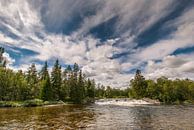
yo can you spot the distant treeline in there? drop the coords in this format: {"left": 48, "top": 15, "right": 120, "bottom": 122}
{"left": 129, "top": 70, "right": 194, "bottom": 104}
{"left": 0, "top": 47, "right": 96, "bottom": 104}
{"left": 0, "top": 47, "right": 129, "bottom": 104}
{"left": 1, "top": 47, "right": 194, "bottom": 104}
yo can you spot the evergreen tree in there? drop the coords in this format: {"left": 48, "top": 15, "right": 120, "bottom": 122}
{"left": 129, "top": 69, "right": 147, "bottom": 99}
{"left": 69, "top": 71, "right": 77, "bottom": 102}
{"left": 40, "top": 61, "right": 52, "bottom": 101}
{"left": 76, "top": 70, "right": 85, "bottom": 103}
{"left": 51, "top": 59, "right": 62, "bottom": 100}
{"left": 86, "top": 79, "right": 95, "bottom": 98}
{"left": 61, "top": 66, "right": 72, "bottom": 99}
{"left": 69, "top": 63, "right": 80, "bottom": 103}
{"left": 40, "top": 76, "right": 52, "bottom": 101}
{"left": 40, "top": 61, "right": 49, "bottom": 80}
{"left": 26, "top": 63, "right": 39, "bottom": 99}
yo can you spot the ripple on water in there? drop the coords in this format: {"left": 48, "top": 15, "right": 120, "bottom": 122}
{"left": 0, "top": 100, "right": 194, "bottom": 129}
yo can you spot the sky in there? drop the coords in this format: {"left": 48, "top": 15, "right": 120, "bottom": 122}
{"left": 0, "top": 0, "right": 194, "bottom": 88}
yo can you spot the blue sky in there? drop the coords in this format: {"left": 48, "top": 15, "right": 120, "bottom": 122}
{"left": 0, "top": 0, "right": 194, "bottom": 88}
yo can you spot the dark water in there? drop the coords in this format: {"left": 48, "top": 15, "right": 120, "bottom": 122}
{"left": 0, "top": 103, "right": 194, "bottom": 130}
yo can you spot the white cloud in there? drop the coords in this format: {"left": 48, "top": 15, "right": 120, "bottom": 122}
{"left": 3, "top": 52, "right": 15, "bottom": 67}
{"left": 136, "top": 6, "right": 194, "bottom": 61}
{"left": 0, "top": 0, "right": 194, "bottom": 88}
{"left": 145, "top": 53, "right": 194, "bottom": 80}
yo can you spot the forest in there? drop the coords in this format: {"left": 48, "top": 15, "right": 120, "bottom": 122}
{"left": 0, "top": 47, "right": 96, "bottom": 104}
{"left": 0, "top": 47, "right": 194, "bottom": 105}
{"left": 129, "top": 69, "right": 194, "bottom": 104}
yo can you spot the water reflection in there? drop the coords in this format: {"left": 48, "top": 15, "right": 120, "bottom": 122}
{"left": 0, "top": 103, "right": 194, "bottom": 129}
{"left": 0, "top": 105, "right": 96, "bottom": 129}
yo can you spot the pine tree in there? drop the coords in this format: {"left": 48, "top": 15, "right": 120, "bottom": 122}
{"left": 86, "top": 79, "right": 95, "bottom": 98}
{"left": 40, "top": 61, "right": 49, "bottom": 80}
{"left": 51, "top": 59, "right": 62, "bottom": 100}
{"left": 40, "top": 61, "right": 52, "bottom": 101}
{"left": 65, "top": 65, "right": 72, "bottom": 80}
{"left": 41, "top": 76, "right": 52, "bottom": 101}
{"left": 26, "top": 63, "right": 39, "bottom": 99}
{"left": 129, "top": 69, "right": 147, "bottom": 99}
{"left": 69, "top": 63, "right": 80, "bottom": 103}
{"left": 69, "top": 71, "right": 77, "bottom": 103}
{"left": 77, "top": 70, "right": 85, "bottom": 103}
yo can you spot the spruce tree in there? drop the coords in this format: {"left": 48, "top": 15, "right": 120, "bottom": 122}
{"left": 77, "top": 70, "right": 85, "bottom": 103}
{"left": 129, "top": 69, "right": 147, "bottom": 99}
{"left": 41, "top": 76, "right": 52, "bottom": 101}
{"left": 51, "top": 59, "right": 62, "bottom": 100}
{"left": 69, "top": 63, "right": 80, "bottom": 103}
{"left": 40, "top": 61, "right": 52, "bottom": 101}
{"left": 26, "top": 63, "right": 39, "bottom": 99}
{"left": 40, "top": 61, "right": 49, "bottom": 80}
{"left": 86, "top": 79, "right": 95, "bottom": 99}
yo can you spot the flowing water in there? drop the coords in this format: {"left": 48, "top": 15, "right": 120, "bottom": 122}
{"left": 0, "top": 99, "right": 194, "bottom": 130}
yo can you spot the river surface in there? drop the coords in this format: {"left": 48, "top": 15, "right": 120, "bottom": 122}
{"left": 0, "top": 99, "right": 194, "bottom": 130}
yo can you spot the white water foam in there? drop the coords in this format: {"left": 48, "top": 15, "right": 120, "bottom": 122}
{"left": 95, "top": 99, "right": 156, "bottom": 107}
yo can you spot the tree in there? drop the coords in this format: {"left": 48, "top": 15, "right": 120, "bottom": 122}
{"left": 26, "top": 63, "right": 39, "bottom": 99}
{"left": 51, "top": 59, "right": 62, "bottom": 100}
{"left": 76, "top": 70, "right": 85, "bottom": 103}
{"left": 146, "top": 80, "right": 160, "bottom": 99}
{"left": 69, "top": 63, "right": 80, "bottom": 103}
{"left": 40, "top": 76, "right": 52, "bottom": 101}
{"left": 40, "top": 61, "right": 49, "bottom": 80}
{"left": 61, "top": 65, "right": 72, "bottom": 99}
{"left": 86, "top": 79, "right": 95, "bottom": 98}
{"left": 105, "top": 86, "right": 113, "bottom": 98}
{"left": 129, "top": 69, "right": 147, "bottom": 99}
{"left": 40, "top": 61, "right": 52, "bottom": 101}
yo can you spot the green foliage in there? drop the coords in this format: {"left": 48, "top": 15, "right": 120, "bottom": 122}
{"left": 95, "top": 84, "right": 129, "bottom": 99}
{"left": 51, "top": 59, "right": 62, "bottom": 100}
{"left": 86, "top": 79, "right": 95, "bottom": 98}
{"left": 23, "top": 99, "right": 44, "bottom": 107}
{"left": 40, "top": 76, "right": 52, "bottom": 101}
{"left": 0, "top": 48, "right": 97, "bottom": 104}
{"left": 129, "top": 70, "right": 194, "bottom": 104}
{"left": 1, "top": 47, "right": 194, "bottom": 105}
{"left": 0, "top": 68, "right": 31, "bottom": 101}
{"left": 26, "top": 63, "right": 39, "bottom": 99}
{"left": 129, "top": 70, "right": 147, "bottom": 99}
{"left": 40, "top": 61, "right": 52, "bottom": 101}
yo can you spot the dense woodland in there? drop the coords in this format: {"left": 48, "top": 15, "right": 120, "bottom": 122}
{"left": 0, "top": 47, "right": 96, "bottom": 104}
{"left": 0, "top": 47, "right": 194, "bottom": 104}
{"left": 129, "top": 70, "right": 194, "bottom": 104}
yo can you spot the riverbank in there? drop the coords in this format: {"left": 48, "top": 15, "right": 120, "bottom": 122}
{"left": 0, "top": 99, "right": 65, "bottom": 107}
{"left": 1, "top": 98, "right": 193, "bottom": 108}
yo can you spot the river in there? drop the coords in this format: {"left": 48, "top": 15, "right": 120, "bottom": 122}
{"left": 0, "top": 99, "right": 194, "bottom": 130}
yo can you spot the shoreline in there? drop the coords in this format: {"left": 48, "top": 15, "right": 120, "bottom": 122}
{"left": 96, "top": 98, "right": 194, "bottom": 106}
{"left": 0, "top": 98, "right": 193, "bottom": 108}
{"left": 0, "top": 99, "right": 66, "bottom": 108}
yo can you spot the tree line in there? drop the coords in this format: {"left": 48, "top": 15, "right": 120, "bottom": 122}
{"left": 0, "top": 47, "right": 95, "bottom": 104}
{"left": 129, "top": 69, "right": 194, "bottom": 104}
{"left": 1, "top": 47, "right": 194, "bottom": 104}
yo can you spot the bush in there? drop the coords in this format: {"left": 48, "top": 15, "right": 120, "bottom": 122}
{"left": 23, "top": 99, "right": 44, "bottom": 107}
{"left": 0, "top": 101, "right": 21, "bottom": 107}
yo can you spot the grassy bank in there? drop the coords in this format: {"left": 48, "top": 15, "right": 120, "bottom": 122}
{"left": 0, "top": 99, "right": 65, "bottom": 107}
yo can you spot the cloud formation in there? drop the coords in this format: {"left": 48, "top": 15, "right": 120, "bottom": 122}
{"left": 0, "top": 0, "right": 194, "bottom": 88}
